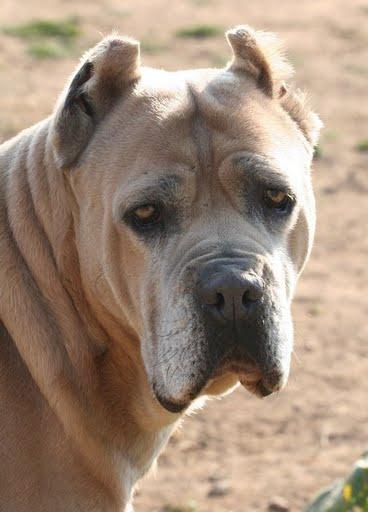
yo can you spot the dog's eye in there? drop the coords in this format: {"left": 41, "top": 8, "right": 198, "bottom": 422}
{"left": 131, "top": 204, "right": 162, "bottom": 228}
{"left": 263, "top": 189, "right": 294, "bottom": 213}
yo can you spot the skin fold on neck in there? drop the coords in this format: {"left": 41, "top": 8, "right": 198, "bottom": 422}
{"left": 0, "top": 119, "right": 177, "bottom": 511}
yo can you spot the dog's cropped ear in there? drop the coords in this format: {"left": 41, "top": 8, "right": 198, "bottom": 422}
{"left": 226, "top": 25, "right": 322, "bottom": 147}
{"left": 52, "top": 35, "right": 140, "bottom": 169}
{"left": 226, "top": 25, "right": 292, "bottom": 99}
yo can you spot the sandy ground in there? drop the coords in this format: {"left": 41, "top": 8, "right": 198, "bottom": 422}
{"left": 0, "top": 1, "right": 367, "bottom": 510}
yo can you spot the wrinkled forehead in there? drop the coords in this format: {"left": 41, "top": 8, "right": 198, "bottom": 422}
{"left": 95, "top": 67, "right": 310, "bottom": 187}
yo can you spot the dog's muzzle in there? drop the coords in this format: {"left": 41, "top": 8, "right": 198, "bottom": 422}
{"left": 196, "top": 259, "right": 287, "bottom": 397}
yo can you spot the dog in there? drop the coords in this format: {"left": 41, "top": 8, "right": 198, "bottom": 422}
{"left": 0, "top": 25, "right": 321, "bottom": 511}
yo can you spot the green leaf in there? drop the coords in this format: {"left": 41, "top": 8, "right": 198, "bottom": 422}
{"left": 305, "top": 452, "right": 368, "bottom": 511}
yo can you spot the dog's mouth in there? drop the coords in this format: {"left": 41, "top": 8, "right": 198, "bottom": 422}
{"left": 152, "top": 341, "right": 288, "bottom": 414}
{"left": 210, "top": 358, "right": 287, "bottom": 398}
{"left": 154, "top": 361, "right": 285, "bottom": 414}
{"left": 154, "top": 360, "right": 286, "bottom": 414}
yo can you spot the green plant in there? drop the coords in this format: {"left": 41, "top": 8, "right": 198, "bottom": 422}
{"left": 176, "top": 24, "right": 222, "bottom": 39}
{"left": 355, "top": 139, "right": 368, "bottom": 152}
{"left": 3, "top": 17, "right": 80, "bottom": 40}
{"left": 3, "top": 17, "right": 80, "bottom": 59}
{"left": 306, "top": 451, "right": 368, "bottom": 511}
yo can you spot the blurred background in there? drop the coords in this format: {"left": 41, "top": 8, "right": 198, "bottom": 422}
{"left": 1, "top": 1, "right": 367, "bottom": 511}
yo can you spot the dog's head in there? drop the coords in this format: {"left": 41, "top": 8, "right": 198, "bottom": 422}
{"left": 52, "top": 27, "right": 321, "bottom": 413}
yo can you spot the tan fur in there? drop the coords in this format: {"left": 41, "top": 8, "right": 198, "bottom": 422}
{"left": 226, "top": 25, "right": 322, "bottom": 144}
{"left": 0, "top": 27, "right": 321, "bottom": 511}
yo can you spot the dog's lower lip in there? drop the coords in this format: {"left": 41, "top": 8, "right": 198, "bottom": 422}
{"left": 256, "top": 380, "right": 273, "bottom": 397}
{"left": 156, "top": 394, "right": 189, "bottom": 413}
{"left": 240, "top": 377, "right": 272, "bottom": 398}
{"left": 212, "top": 360, "right": 273, "bottom": 397}
{"left": 240, "top": 372, "right": 287, "bottom": 398}
{"left": 212, "top": 361, "right": 260, "bottom": 379}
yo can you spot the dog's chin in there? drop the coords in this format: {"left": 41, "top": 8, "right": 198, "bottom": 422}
{"left": 153, "top": 362, "right": 288, "bottom": 413}
{"left": 154, "top": 376, "right": 273, "bottom": 414}
{"left": 153, "top": 379, "right": 207, "bottom": 414}
{"left": 154, "top": 393, "right": 190, "bottom": 414}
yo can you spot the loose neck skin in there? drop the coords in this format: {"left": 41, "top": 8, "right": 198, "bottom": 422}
{"left": 0, "top": 120, "right": 178, "bottom": 511}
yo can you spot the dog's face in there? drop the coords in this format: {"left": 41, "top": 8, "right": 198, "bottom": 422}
{"left": 53, "top": 28, "right": 320, "bottom": 413}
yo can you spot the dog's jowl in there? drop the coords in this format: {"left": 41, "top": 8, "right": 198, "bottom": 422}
{"left": 0, "top": 26, "right": 321, "bottom": 511}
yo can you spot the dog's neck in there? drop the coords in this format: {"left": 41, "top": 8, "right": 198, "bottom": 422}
{"left": 0, "top": 120, "right": 178, "bottom": 511}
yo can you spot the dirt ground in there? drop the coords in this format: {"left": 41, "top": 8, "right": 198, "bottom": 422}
{"left": 1, "top": 1, "right": 367, "bottom": 511}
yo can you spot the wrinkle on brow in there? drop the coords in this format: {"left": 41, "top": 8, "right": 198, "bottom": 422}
{"left": 187, "top": 85, "right": 214, "bottom": 180}
{"left": 232, "top": 152, "right": 294, "bottom": 191}
{"left": 116, "top": 174, "right": 184, "bottom": 217}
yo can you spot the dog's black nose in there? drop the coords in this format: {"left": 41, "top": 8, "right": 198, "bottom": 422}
{"left": 197, "top": 265, "right": 263, "bottom": 323}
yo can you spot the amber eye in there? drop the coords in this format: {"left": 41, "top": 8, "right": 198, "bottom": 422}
{"left": 264, "top": 189, "right": 293, "bottom": 212}
{"left": 131, "top": 204, "right": 162, "bottom": 227}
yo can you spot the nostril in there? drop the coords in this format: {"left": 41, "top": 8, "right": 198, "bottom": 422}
{"left": 242, "top": 288, "right": 261, "bottom": 308}
{"left": 198, "top": 266, "right": 263, "bottom": 322}
{"left": 215, "top": 292, "right": 225, "bottom": 311}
